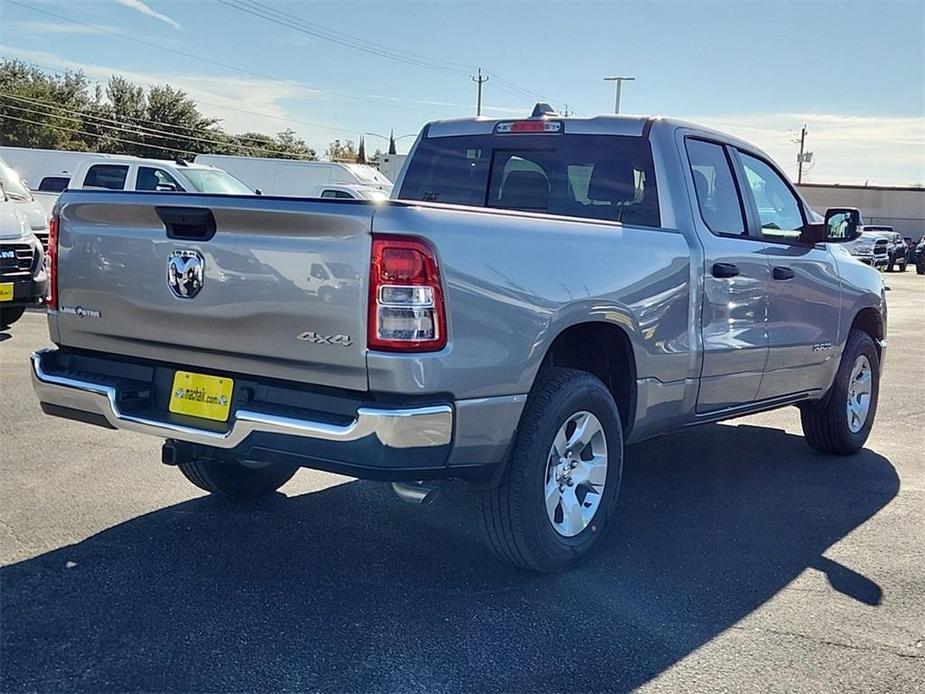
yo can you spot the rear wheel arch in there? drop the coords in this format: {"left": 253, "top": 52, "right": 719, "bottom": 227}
{"left": 536, "top": 321, "right": 637, "bottom": 436}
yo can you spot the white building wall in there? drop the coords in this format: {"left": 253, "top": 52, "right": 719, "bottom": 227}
{"left": 797, "top": 183, "right": 925, "bottom": 240}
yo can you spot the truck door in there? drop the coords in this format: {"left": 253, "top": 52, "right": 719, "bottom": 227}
{"left": 685, "top": 138, "right": 771, "bottom": 413}
{"left": 732, "top": 149, "right": 841, "bottom": 400}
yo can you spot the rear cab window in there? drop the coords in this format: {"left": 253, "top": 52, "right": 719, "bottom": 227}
{"left": 399, "top": 132, "right": 660, "bottom": 227}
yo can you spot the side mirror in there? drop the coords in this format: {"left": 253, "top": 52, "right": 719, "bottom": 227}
{"left": 822, "top": 208, "right": 862, "bottom": 243}
{"left": 255, "top": 188, "right": 263, "bottom": 196}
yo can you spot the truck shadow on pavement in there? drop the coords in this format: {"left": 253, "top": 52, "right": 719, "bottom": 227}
{"left": 1, "top": 423, "right": 899, "bottom": 692}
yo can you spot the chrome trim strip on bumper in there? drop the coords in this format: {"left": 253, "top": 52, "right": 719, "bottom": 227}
{"left": 31, "top": 349, "right": 452, "bottom": 449}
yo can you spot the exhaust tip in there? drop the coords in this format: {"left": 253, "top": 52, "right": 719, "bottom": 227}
{"left": 391, "top": 481, "right": 442, "bottom": 505}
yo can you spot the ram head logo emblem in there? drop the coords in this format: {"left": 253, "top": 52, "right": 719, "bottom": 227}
{"left": 167, "top": 250, "right": 205, "bottom": 299}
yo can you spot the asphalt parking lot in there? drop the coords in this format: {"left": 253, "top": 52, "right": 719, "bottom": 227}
{"left": 1, "top": 272, "right": 922, "bottom": 693}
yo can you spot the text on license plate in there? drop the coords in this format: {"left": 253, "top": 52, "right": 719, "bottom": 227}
{"left": 0, "top": 283, "right": 13, "bottom": 302}
{"left": 169, "top": 371, "right": 234, "bottom": 422}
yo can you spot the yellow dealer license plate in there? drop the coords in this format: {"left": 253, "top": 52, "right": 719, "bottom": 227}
{"left": 0, "top": 282, "right": 13, "bottom": 302}
{"left": 169, "top": 371, "right": 234, "bottom": 422}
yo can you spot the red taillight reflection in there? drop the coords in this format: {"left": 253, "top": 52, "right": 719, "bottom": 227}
{"left": 47, "top": 215, "right": 59, "bottom": 309}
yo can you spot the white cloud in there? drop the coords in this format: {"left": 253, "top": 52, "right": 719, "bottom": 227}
{"left": 683, "top": 112, "right": 925, "bottom": 186}
{"left": 8, "top": 20, "right": 125, "bottom": 35}
{"left": 114, "top": 0, "right": 182, "bottom": 31}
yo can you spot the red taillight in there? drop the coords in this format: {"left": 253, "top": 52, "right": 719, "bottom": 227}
{"left": 368, "top": 236, "right": 446, "bottom": 352}
{"left": 46, "top": 215, "right": 59, "bottom": 309}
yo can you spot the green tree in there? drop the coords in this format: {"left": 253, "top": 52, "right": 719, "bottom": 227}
{"left": 1, "top": 60, "right": 320, "bottom": 161}
{"left": 326, "top": 139, "right": 357, "bottom": 161}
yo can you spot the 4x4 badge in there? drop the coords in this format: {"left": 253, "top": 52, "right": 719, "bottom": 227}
{"left": 297, "top": 331, "right": 352, "bottom": 347}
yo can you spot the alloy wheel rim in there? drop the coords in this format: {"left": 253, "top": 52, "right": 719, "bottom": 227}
{"left": 544, "top": 411, "right": 608, "bottom": 538}
{"left": 846, "top": 355, "right": 873, "bottom": 434}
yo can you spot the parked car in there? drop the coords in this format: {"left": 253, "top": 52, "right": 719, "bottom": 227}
{"left": 194, "top": 154, "right": 393, "bottom": 200}
{"left": 914, "top": 236, "right": 925, "bottom": 275}
{"left": 859, "top": 226, "right": 907, "bottom": 271}
{"left": 31, "top": 107, "right": 886, "bottom": 572}
{"left": 0, "top": 190, "right": 47, "bottom": 328}
{"left": 0, "top": 158, "right": 51, "bottom": 251}
{"left": 69, "top": 157, "right": 255, "bottom": 195}
{"left": 848, "top": 231, "right": 890, "bottom": 270}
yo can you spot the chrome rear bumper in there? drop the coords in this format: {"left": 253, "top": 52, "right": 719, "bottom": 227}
{"left": 31, "top": 349, "right": 453, "bottom": 450}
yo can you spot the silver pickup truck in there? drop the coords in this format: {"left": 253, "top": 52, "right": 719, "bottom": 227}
{"left": 31, "top": 107, "right": 886, "bottom": 571}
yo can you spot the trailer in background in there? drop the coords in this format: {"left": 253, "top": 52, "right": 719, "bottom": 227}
{"left": 193, "top": 154, "right": 393, "bottom": 200}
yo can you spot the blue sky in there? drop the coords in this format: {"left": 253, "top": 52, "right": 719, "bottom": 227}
{"left": 1, "top": 0, "right": 923, "bottom": 184}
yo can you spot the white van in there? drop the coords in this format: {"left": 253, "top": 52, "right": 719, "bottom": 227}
{"left": 193, "top": 154, "right": 393, "bottom": 200}
{"left": 0, "top": 146, "right": 120, "bottom": 190}
{"left": 69, "top": 157, "right": 254, "bottom": 195}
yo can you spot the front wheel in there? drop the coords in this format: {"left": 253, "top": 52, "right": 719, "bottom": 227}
{"left": 178, "top": 458, "right": 298, "bottom": 497}
{"left": 478, "top": 367, "right": 624, "bottom": 572}
{"left": 800, "top": 330, "right": 880, "bottom": 455}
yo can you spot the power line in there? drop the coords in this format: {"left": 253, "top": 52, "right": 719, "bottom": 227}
{"left": 216, "top": 0, "right": 472, "bottom": 77}
{"left": 1, "top": 0, "right": 443, "bottom": 116}
{"left": 214, "top": 0, "right": 575, "bottom": 113}
{"left": 0, "top": 112, "right": 225, "bottom": 156}
{"left": 0, "top": 93, "right": 312, "bottom": 157}
{"left": 2, "top": 56, "right": 361, "bottom": 137}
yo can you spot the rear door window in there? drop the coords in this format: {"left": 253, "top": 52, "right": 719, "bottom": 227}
{"left": 83, "top": 164, "right": 128, "bottom": 190}
{"left": 399, "top": 133, "right": 660, "bottom": 227}
{"left": 38, "top": 176, "right": 69, "bottom": 192}
{"left": 686, "top": 139, "right": 746, "bottom": 237}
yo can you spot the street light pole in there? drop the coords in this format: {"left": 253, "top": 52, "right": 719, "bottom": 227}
{"left": 604, "top": 76, "right": 635, "bottom": 114}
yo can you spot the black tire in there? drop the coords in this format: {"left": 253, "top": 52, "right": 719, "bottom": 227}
{"left": 800, "top": 330, "right": 880, "bottom": 455}
{"left": 918, "top": 258, "right": 925, "bottom": 275}
{"left": 478, "top": 367, "right": 624, "bottom": 572}
{"left": 178, "top": 458, "right": 298, "bottom": 498}
{"left": 0, "top": 306, "right": 26, "bottom": 328}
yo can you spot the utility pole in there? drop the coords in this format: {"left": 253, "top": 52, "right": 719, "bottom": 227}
{"left": 604, "top": 76, "right": 635, "bottom": 114}
{"left": 796, "top": 124, "right": 808, "bottom": 184}
{"left": 472, "top": 68, "right": 489, "bottom": 116}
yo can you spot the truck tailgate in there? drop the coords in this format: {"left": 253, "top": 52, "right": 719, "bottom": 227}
{"left": 53, "top": 193, "right": 373, "bottom": 391}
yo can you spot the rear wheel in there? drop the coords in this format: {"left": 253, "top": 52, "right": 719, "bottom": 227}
{"left": 917, "top": 258, "right": 925, "bottom": 275}
{"left": 800, "top": 330, "right": 880, "bottom": 455}
{"left": 178, "top": 458, "right": 298, "bottom": 498}
{"left": 0, "top": 306, "right": 26, "bottom": 328}
{"left": 478, "top": 367, "right": 623, "bottom": 572}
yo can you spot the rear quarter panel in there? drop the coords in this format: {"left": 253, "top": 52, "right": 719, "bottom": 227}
{"left": 369, "top": 203, "right": 694, "bottom": 402}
